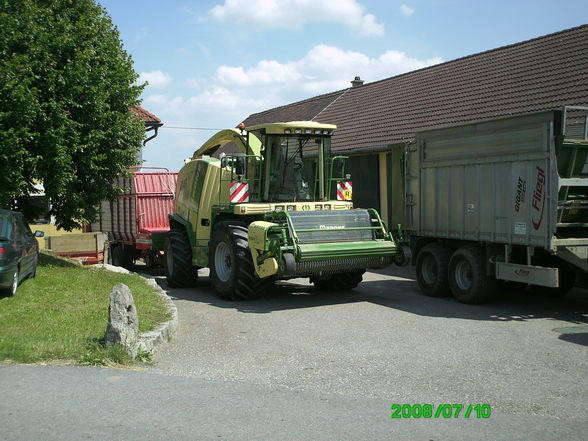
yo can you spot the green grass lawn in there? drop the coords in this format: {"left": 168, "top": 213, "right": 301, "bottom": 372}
{"left": 0, "top": 253, "right": 170, "bottom": 365}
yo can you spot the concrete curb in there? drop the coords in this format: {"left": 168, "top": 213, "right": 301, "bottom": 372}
{"left": 92, "top": 264, "right": 178, "bottom": 355}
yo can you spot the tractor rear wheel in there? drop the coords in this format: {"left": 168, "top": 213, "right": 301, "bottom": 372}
{"left": 209, "top": 221, "right": 272, "bottom": 300}
{"left": 166, "top": 228, "right": 198, "bottom": 288}
{"left": 311, "top": 270, "right": 365, "bottom": 291}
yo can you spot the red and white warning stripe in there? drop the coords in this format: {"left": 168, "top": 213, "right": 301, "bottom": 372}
{"left": 230, "top": 182, "right": 249, "bottom": 203}
{"left": 337, "top": 181, "right": 353, "bottom": 200}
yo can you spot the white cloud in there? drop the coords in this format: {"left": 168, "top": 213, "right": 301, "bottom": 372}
{"left": 400, "top": 4, "right": 415, "bottom": 16}
{"left": 214, "top": 44, "right": 442, "bottom": 95}
{"left": 208, "top": 0, "right": 385, "bottom": 36}
{"left": 138, "top": 70, "right": 173, "bottom": 88}
{"left": 140, "top": 45, "right": 442, "bottom": 169}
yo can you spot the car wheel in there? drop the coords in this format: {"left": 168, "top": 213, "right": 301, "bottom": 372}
{"left": 1, "top": 268, "right": 19, "bottom": 297}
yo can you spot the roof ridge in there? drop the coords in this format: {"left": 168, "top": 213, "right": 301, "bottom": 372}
{"left": 356, "top": 24, "right": 588, "bottom": 90}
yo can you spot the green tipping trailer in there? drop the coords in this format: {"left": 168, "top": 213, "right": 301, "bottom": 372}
{"left": 391, "top": 107, "right": 588, "bottom": 304}
{"left": 166, "top": 121, "right": 397, "bottom": 300}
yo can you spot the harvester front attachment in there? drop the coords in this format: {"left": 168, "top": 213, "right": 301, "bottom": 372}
{"left": 248, "top": 208, "right": 396, "bottom": 281}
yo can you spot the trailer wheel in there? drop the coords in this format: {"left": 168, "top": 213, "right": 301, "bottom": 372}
{"left": 112, "top": 246, "right": 134, "bottom": 270}
{"left": 415, "top": 243, "right": 451, "bottom": 297}
{"left": 209, "top": 221, "right": 272, "bottom": 300}
{"left": 448, "top": 245, "right": 496, "bottom": 304}
{"left": 311, "top": 270, "right": 365, "bottom": 291}
{"left": 166, "top": 228, "right": 198, "bottom": 288}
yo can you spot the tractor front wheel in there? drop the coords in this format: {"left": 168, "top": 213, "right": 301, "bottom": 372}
{"left": 311, "top": 270, "right": 365, "bottom": 291}
{"left": 209, "top": 221, "right": 272, "bottom": 300}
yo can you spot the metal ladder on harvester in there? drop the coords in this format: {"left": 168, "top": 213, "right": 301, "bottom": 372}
{"left": 556, "top": 106, "right": 588, "bottom": 231}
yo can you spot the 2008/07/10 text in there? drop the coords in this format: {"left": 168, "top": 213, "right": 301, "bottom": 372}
{"left": 390, "top": 403, "right": 491, "bottom": 419}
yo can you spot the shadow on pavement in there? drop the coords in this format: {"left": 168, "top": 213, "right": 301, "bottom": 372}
{"left": 146, "top": 264, "right": 588, "bottom": 327}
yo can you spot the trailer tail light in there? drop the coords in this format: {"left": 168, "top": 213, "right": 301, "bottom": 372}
{"left": 0, "top": 247, "right": 5, "bottom": 255}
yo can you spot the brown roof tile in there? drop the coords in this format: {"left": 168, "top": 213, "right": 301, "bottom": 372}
{"left": 242, "top": 89, "right": 346, "bottom": 127}
{"left": 242, "top": 25, "right": 588, "bottom": 154}
{"left": 132, "top": 106, "right": 162, "bottom": 124}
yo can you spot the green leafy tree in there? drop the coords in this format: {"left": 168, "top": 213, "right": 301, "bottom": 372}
{"left": 0, "top": 0, "right": 145, "bottom": 230}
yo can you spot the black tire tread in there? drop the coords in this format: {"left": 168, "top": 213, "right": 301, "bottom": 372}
{"left": 210, "top": 221, "right": 272, "bottom": 300}
{"left": 448, "top": 245, "right": 495, "bottom": 304}
{"left": 166, "top": 228, "right": 198, "bottom": 288}
{"left": 415, "top": 242, "right": 452, "bottom": 297}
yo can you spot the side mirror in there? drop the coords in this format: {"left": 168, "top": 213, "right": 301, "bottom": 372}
{"left": 34, "top": 231, "right": 44, "bottom": 238}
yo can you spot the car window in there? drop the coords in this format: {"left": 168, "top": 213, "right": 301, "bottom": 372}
{"left": 0, "top": 215, "right": 8, "bottom": 239}
{"left": 21, "top": 218, "right": 34, "bottom": 237}
{"left": 12, "top": 219, "right": 23, "bottom": 242}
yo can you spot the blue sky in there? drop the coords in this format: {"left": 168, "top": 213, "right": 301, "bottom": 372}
{"left": 97, "top": 0, "right": 588, "bottom": 170}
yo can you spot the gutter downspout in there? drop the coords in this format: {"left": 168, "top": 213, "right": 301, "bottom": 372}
{"left": 143, "top": 122, "right": 163, "bottom": 145}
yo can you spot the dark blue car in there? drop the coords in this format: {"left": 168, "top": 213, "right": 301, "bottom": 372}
{"left": 0, "top": 209, "right": 44, "bottom": 296}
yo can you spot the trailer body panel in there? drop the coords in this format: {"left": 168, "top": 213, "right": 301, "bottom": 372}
{"left": 405, "top": 111, "right": 564, "bottom": 250}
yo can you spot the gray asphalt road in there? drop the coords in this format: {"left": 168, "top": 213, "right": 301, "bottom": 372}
{"left": 3, "top": 364, "right": 584, "bottom": 441}
{"left": 2, "top": 266, "right": 587, "bottom": 440}
{"left": 151, "top": 266, "right": 588, "bottom": 438}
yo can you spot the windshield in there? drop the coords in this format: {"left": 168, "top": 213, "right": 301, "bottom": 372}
{"left": 267, "top": 135, "right": 324, "bottom": 202}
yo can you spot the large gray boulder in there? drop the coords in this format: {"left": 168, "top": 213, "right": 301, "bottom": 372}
{"left": 105, "top": 283, "right": 139, "bottom": 357}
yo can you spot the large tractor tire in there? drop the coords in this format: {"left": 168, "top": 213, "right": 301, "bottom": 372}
{"left": 448, "top": 245, "right": 496, "bottom": 304}
{"left": 208, "top": 221, "right": 272, "bottom": 300}
{"left": 311, "top": 270, "right": 365, "bottom": 291}
{"left": 415, "top": 242, "right": 451, "bottom": 297}
{"left": 166, "top": 228, "right": 198, "bottom": 288}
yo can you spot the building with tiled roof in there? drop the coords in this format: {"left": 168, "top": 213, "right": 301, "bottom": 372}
{"left": 242, "top": 25, "right": 588, "bottom": 219}
{"left": 132, "top": 105, "right": 163, "bottom": 146}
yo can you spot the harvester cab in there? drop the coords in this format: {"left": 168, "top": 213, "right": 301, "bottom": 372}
{"left": 166, "top": 121, "right": 398, "bottom": 300}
